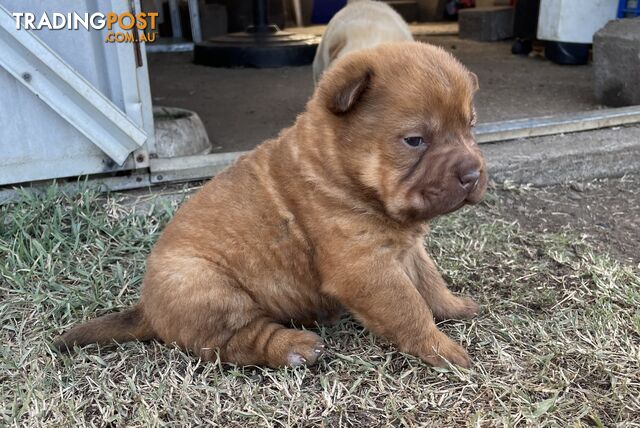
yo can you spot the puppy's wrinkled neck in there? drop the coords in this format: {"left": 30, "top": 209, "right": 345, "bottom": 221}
{"left": 292, "top": 112, "right": 398, "bottom": 221}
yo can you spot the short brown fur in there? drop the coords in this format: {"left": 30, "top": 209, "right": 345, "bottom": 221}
{"left": 55, "top": 42, "right": 487, "bottom": 368}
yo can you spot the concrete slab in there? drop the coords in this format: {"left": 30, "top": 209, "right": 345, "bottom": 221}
{"left": 140, "top": 30, "right": 640, "bottom": 189}
{"left": 2, "top": 124, "right": 638, "bottom": 205}
{"left": 146, "top": 123, "right": 640, "bottom": 187}
{"left": 459, "top": 6, "right": 514, "bottom": 41}
{"left": 594, "top": 18, "right": 640, "bottom": 107}
{"left": 483, "top": 124, "right": 640, "bottom": 185}
{"left": 147, "top": 35, "right": 599, "bottom": 154}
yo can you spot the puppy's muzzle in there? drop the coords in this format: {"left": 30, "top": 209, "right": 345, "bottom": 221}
{"left": 458, "top": 169, "right": 480, "bottom": 192}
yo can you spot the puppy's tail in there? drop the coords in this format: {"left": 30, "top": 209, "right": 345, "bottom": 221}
{"left": 53, "top": 306, "right": 155, "bottom": 352}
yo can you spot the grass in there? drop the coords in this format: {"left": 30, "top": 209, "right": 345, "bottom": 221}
{"left": 1, "top": 182, "right": 639, "bottom": 427}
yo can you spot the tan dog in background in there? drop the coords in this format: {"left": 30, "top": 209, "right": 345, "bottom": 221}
{"left": 312, "top": 0, "right": 413, "bottom": 83}
{"left": 56, "top": 42, "right": 487, "bottom": 369}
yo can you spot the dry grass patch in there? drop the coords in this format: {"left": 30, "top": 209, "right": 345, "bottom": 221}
{"left": 1, "top": 182, "right": 639, "bottom": 426}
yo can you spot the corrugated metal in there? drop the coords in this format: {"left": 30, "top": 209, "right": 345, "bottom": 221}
{"left": 0, "top": 0, "right": 154, "bottom": 185}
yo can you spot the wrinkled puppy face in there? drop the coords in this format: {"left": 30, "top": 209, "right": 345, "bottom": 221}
{"left": 315, "top": 42, "right": 487, "bottom": 223}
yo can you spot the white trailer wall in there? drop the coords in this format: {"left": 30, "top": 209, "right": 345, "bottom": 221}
{"left": 0, "top": 0, "right": 154, "bottom": 185}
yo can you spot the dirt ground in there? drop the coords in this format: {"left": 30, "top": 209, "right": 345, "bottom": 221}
{"left": 147, "top": 35, "right": 598, "bottom": 154}
{"left": 491, "top": 176, "right": 640, "bottom": 266}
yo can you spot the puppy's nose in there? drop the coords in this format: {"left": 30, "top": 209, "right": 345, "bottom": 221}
{"left": 459, "top": 169, "right": 480, "bottom": 191}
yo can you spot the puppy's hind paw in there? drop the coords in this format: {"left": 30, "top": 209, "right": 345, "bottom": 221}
{"left": 436, "top": 296, "right": 480, "bottom": 321}
{"left": 281, "top": 330, "right": 325, "bottom": 367}
{"left": 453, "top": 296, "right": 480, "bottom": 320}
{"left": 287, "top": 352, "right": 308, "bottom": 366}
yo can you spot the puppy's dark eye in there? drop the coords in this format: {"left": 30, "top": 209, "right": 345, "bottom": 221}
{"left": 403, "top": 136, "right": 425, "bottom": 147}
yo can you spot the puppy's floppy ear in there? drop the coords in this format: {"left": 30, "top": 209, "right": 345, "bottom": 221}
{"left": 469, "top": 72, "right": 479, "bottom": 91}
{"left": 321, "top": 59, "right": 372, "bottom": 115}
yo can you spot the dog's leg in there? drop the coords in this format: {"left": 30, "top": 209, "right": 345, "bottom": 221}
{"left": 322, "top": 260, "right": 471, "bottom": 368}
{"left": 220, "top": 318, "right": 325, "bottom": 368}
{"left": 142, "top": 257, "right": 324, "bottom": 368}
{"left": 412, "top": 246, "right": 479, "bottom": 321}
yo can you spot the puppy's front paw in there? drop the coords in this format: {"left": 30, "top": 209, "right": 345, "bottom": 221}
{"left": 423, "top": 333, "right": 471, "bottom": 368}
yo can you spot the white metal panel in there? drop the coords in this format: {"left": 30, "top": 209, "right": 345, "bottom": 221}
{"left": 0, "top": 67, "right": 133, "bottom": 184}
{"left": 537, "top": 0, "right": 618, "bottom": 44}
{"left": 109, "top": 0, "right": 156, "bottom": 166}
{"left": 0, "top": 0, "right": 154, "bottom": 185}
{"left": 0, "top": 5, "right": 146, "bottom": 165}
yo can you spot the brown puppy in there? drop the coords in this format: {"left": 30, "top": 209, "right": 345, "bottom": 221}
{"left": 55, "top": 42, "right": 487, "bottom": 369}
